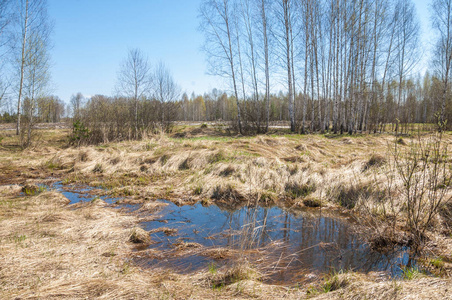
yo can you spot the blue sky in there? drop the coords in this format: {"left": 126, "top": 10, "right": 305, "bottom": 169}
{"left": 48, "top": 0, "right": 220, "bottom": 102}
{"left": 48, "top": 0, "right": 431, "bottom": 103}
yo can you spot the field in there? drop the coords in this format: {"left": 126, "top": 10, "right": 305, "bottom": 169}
{"left": 0, "top": 124, "right": 451, "bottom": 299}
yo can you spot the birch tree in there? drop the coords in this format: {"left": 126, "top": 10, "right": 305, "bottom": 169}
{"left": 200, "top": 0, "right": 244, "bottom": 134}
{"left": 392, "top": 0, "right": 419, "bottom": 134}
{"left": 259, "top": 0, "right": 271, "bottom": 131}
{"left": 115, "top": 48, "right": 152, "bottom": 139}
{"left": 14, "top": 0, "right": 50, "bottom": 136}
{"left": 153, "top": 61, "right": 181, "bottom": 132}
{"left": 23, "top": 27, "right": 51, "bottom": 146}
{"left": 432, "top": 0, "right": 452, "bottom": 128}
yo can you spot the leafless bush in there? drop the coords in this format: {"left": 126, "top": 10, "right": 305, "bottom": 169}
{"left": 389, "top": 132, "right": 452, "bottom": 247}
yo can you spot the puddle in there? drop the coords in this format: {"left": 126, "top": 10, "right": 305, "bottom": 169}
{"left": 23, "top": 181, "right": 418, "bottom": 285}
{"left": 41, "top": 181, "right": 140, "bottom": 212}
{"left": 137, "top": 201, "right": 416, "bottom": 285}
{"left": 52, "top": 181, "right": 120, "bottom": 205}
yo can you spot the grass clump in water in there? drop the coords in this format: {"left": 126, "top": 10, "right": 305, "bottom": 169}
{"left": 22, "top": 184, "right": 47, "bottom": 196}
{"left": 402, "top": 266, "right": 424, "bottom": 280}
{"left": 303, "top": 196, "right": 322, "bottom": 208}
{"left": 129, "top": 227, "right": 151, "bottom": 244}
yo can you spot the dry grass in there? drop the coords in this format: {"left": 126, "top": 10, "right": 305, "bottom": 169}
{"left": 311, "top": 275, "right": 452, "bottom": 300}
{"left": 1, "top": 127, "right": 452, "bottom": 298}
{"left": 0, "top": 184, "right": 295, "bottom": 299}
{"left": 129, "top": 227, "right": 151, "bottom": 244}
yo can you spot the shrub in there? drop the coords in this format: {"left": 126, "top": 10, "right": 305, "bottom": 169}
{"left": 389, "top": 131, "right": 452, "bottom": 247}
{"left": 69, "top": 120, "right": 90, "bottom": 146}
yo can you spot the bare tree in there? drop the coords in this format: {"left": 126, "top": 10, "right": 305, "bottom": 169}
{"left": 200, "top": 0, "right": 244, "bottom": 134}
{"left": 70, "top": 92, "right": 84, "bottom": 120}
{"left": 15, "top": 0, "right": 29, "bottom": 136}
{"left": 153, "top": 61, "right": 181, "bottom": 132}
{"left": 281, "top": 0, "right": 296, "bottom": 132}
{"left": 0, "top": 0, "right": 12, "bottom": 109}
{"left": 393, "top": 0, "right": 419, "bottom": 134}
{"left": 115, "top": 48, "right": 152, "bottom": 138}
{"left": 23, "top": 25, "right": 51, "bottom": 147}
{"left": 14, "top": 0, "right": 49, "bottom": 136}
{"left": 259, "top": 0, "right": 271, "bottom": 132}
{"left": 432, "top": 0, "right": 452, "bottom": 128}
{"left": 0, "top": 0, "right": 12, "bottom": 50}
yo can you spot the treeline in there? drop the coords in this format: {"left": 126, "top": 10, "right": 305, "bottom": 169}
{"left": 69, "top": 69, "right": 445, "bottom": 144}
{"left": 0, "top": 96, "right": 65, "bottom": 124}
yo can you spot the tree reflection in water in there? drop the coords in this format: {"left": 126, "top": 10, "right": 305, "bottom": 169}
{"left": 139, "top": 200, "right": 413, "bottom": 284}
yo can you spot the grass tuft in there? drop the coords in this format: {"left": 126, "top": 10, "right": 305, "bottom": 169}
{"left": 210, "top": 264, "right": 261, "bottom": 289}
{"left": 179, "top": 157, "right": 192, "bottom": 170}
{"left": 219, "top": 165, "right": 235, "bottom": 177}
{"left": 212, "top": 184, "right": 243, "bottom": 201}
{"left": 92, "top": 163, "right": 103, "bottom": 173}
{"left": 303, "top": 196, "right": 322, "bottom": 208}
{"left": 208, "top": 150, "right": 228, "bottom": 164}
{"left": 397, "top": 137, "right": 407, "bottom": 145}
{"left": 363, "top": 154, "right": 386, "bottom": 171}
{"left": 22, "top": 184, "right": 47, "bottom": 196}
{"left": 285, "top": 180, "right": 316, "bottom": 199}
{"left": 402, "top": 266, "right": 423, "bottom": 280}
{"left": 129, "top": 227, "right": 151, "bottom": 244}
{"left": 160, "top": 154, "right": 171, "bottom": 166}
{"left": 335, "top": 182, "right": 384, "bottom": 209}
{"left": 193, "top": 185, "right": 203, "bottom": 195}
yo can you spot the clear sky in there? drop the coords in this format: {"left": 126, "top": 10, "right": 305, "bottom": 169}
{"left": 48, "top": 0, "right": 432, "bottom": 103}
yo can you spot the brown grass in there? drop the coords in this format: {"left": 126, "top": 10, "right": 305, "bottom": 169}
{"left": 0, "top": 127, "right": 451, "bottom": 298}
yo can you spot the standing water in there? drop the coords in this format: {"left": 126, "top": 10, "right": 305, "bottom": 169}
{"left": 40, "top": 182, "right": 414, "bottom": 285}
{"left": 137, "top": 200, "right": 413, "bottom": 284}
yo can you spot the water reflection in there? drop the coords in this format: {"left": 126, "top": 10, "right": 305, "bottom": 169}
{"left": 36, "top": 182, "right": 414, "bottom": 285}
{"left": 140, "top": 201, "right": 413, "bottom": 284}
